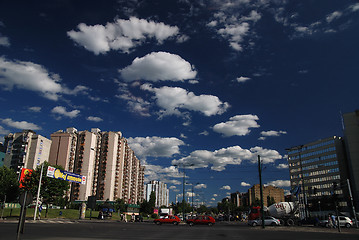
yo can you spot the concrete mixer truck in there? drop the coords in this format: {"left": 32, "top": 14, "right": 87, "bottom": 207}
{"left": 249, "top": 202, "right": 298, "bottom": 226}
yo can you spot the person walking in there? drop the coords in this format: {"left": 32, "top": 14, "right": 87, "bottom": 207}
{"left": 331, "top": 214, "right": 337, "bottom": 228}
{"left": 328, "top": 214, "right": 333, "bottom": 228}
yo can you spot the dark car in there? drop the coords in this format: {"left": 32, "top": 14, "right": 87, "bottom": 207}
{"left": 186, "top": 215, "right": 216, "bottom": 226}
{"left": 154, "top": 215, "right": 181, "bottom": 225}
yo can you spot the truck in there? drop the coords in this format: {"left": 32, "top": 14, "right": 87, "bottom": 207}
{"left": 249, "top": 202, "right": 298, "bottom": 226}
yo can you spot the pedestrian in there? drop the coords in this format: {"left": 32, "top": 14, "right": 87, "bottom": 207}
{"left": 328, "top": 215, "right": 333, "bottom": 228}
{"left": 331, "top": 214, "right": 337, "bottom": 228}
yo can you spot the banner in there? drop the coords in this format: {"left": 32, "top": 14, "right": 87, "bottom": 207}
{"left": 47, "top": 166, "right": 86, "bottom": 184}
{"left": 19, "top": 168, "right": 33, "bottom": 188}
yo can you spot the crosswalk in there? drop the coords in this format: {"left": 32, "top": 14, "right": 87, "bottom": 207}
{"left": 28, "top": 220, "right": 76, "bottom": 224}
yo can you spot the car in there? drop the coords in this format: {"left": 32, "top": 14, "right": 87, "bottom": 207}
{"left": 248, "top": 216, "right": 281, "bottom": 226}
{"left": 153, "top": 215, "right": 181, "bottom": 225}
{"left": 186, "top": 215, "right": 216, "bottom": 226}
{"left": 319, "top": 216, "right": 353, "bottom": 228}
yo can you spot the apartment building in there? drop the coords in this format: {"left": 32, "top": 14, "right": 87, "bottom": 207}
{"left": 144, "top": 180, "right": 169, "bottom": 207}
{"left": 48, "top": 128, "right": 144, "bottom": 203}
{"left": 3, "top": 130, "right": 51, "bottom": 173}
{"left": 247, "top": 184, "right": 284, "bottom": 207}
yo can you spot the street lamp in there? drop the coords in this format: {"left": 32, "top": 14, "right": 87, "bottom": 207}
{"left": 173, "top": 163, "right": 194, "bottom": 221}
{"left": 286, "top": 145, "right": 308, "bottom": 220}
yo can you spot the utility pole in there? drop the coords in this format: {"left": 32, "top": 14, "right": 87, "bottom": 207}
{"left": 258, "top": 155, "right": 265, "bottom": 229}
{"left": 347, "top": 179, "right": 358, "bottom": 228}
{"left": 34, "top": 164, "right": 44, "bottom": 220}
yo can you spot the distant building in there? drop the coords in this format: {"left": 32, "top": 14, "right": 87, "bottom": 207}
{"left": 287, "top": 136, "right": 349, "bottom": 218}
{"left": 343, "top": 110, "right": 359, "bottom": 209}
{"left": 230, "top": 192, "right": 247, "bottom": 207}
{"left": 144, "top": 180, "right": 169, "bottom": 207}
{"left": 3, "top": 130, "right": 51, "bottom": 173}
{"left": 48, "top": 128, "right": 144, "bottom": 203}
{"left": 248, "top": 184, "right": 284, "bottom": 207}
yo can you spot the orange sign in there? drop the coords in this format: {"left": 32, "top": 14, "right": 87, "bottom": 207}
{"left": 19, "top": 168, "right": 33, "bottom": 188}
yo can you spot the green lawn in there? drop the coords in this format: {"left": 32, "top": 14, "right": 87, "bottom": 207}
{"left": 1, "top": 207, "right": 122, "bottom": 221}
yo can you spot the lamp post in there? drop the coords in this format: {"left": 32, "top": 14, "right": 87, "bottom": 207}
{"left": 173, "top": 163, "right": 194, "bottom": 221}
{"left": 287, "top": 145, "right": 308, "bottom": 220}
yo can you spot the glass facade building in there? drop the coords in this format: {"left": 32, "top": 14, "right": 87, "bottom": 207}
{"left": 287, "top": 136, "right": 349, "bottom": 218}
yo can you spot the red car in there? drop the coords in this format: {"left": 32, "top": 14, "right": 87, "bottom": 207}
{"left": 154, "top": 215, "right": 181, "bottom": 225}
{"left": 186, "top": 215, "right": 216, "bottom": 226}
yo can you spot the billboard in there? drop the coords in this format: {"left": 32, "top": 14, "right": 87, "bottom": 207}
{"left": 47, "top": 166, "right": 86, "bottom": 184}
{"left": 19, "top": 168, "right": 33, "bottom": 188}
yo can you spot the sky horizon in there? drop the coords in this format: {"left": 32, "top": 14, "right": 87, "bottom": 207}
{"left": 1, "top": 0, "right": 358, "bottom": 206}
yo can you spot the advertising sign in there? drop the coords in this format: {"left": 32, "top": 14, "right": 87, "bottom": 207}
{"left": 47, "top": 166, "right": 86, "bottom": 184}
{"left": 19, "top": 168, "right": 33, "bottom": 188}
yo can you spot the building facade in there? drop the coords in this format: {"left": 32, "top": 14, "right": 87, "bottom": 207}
{"left": 287, "top": 136, "right": 349, "bottom": 218}
{"left": 247, "top": 184, "right": 284, "bottom": 207}
{"left": 48, "top": 128, "right": 144, "bottom": 203}
{"left": 343, "top": 110, "right": 359, "bottom": 209}
{"left": 144, "top": 180, "right": 169, "bottom": 207}
{"left": 3, "top": 130, "right": 51, "bottom": 173}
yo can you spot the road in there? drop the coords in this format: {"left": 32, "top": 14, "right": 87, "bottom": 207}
{"left": 1, "top": 220, "right": 358, "bottom": 240}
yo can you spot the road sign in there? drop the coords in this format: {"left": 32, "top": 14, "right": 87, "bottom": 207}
{"left": 47, "top": 166, "right": 86, "bottom": 184}
{"left": 19, "top": 191, "right": 33, "bottom": 207}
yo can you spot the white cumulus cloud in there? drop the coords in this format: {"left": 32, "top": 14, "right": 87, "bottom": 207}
{"left": 194, "top": 184, "right": 207, "bottom": 189}
{"left": 86, "top": 116, "right": 103, "bottom": 122}
{"left": 220, "top": 185, "right": 231, "bottom": 190}
{"left": 241, "top": 182, "right": 251, "bottom": 187}
{"left": 172, "top": 145, "right": 282, "bottom": 171}
{"left": 120, "top": 52, "right": 197, "bottom": 82}
{"left": 1, "top": 118, "right": 41, "bottom": 130}
{"left": 51, "top": 106, "right": 80, "bottom": 118}
{"left": 0, "top": 57, "right": 88, "bottom": 101}
{"left": 141, "top": 84, "right": 229, "bottom": 117}
{"left": 127, "top": 136, "right": 185, "bottom": 160}
{"left": 236, "top": 76, "right": 251, "bottom": 83}
{"left": 212, "top": 114, "right": 260, "bottom": 137}
{"left": 68, "top": 17, "right": 182, "bottom": 54}
{"left": 266, "top": 180, "right": 291, "bottom": 188}
{"left": 259, "top": 130, "right": 287, "bottom": 140}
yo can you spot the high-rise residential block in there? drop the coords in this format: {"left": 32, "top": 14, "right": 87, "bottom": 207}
{"left": 48, "top": 128, "right": 144, "bottom": 203}
{"left": 247, "top": 184, "right": 284, "bottom": 207}
{"left": 3, "top": 130, "right": 51, "bottom": 173}
{"left": 144, "top": 180, "right": 169, "bottom": 207}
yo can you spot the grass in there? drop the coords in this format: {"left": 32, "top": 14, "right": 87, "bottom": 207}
{"left": 1, "top": 208, "right": 123, "bottom": 221}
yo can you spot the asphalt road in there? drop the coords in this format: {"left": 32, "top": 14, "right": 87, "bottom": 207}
{"left": 1, "top": 220, "right": 358, "bottom": 240}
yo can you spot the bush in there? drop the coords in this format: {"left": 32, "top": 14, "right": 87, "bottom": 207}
{"left": 151, "top": 213, "right": 158, "bottom": 219}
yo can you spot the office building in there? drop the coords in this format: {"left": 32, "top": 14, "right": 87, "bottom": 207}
{"left": 343, "top": 110, "right": 359, "bottom": 209}
{"left": 287, "top": 136, "right": 349, "bottom": 218}
{"left": 144, "top": 180, "right": 169, "bottom": 207}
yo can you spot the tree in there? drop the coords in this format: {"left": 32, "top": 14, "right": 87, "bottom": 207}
{"left": 140, "top": 199, "right": 152, "bottom": 215}
{"left": 114, "top": 198, "right": 126, "bottom": 213}
{"left": 197, "top": 204, "right": 208, "bottom": 214}
{"left": 149, "top": 191, "right": 156, "bottom": 209}
{"left": 21, "top": 162, "right": 70, "bottom": 216}
{"left": 0, "top": 166, "right": 20, "bottom": 202}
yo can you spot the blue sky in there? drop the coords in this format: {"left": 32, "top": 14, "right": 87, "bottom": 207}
{"left": 0, "top": 0, "right": 358, "bottom": 206}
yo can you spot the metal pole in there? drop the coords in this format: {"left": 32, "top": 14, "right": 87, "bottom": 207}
{"left": 1, "top": 195, "right": 6, "bottom": 220}
{"left": 347, "top": 179, "right": 358, "bottom": 228}
{"left": 298, "top": 146, "right": 308, "bottom": 220}
{"left": 182, "top": 166, "right": 185, "bottom": 222}
{"left": 34, "top": 164, "right": 44, "bottom": 220}
{"left": 258, "top": 155, "right": 265, "bottom": 229}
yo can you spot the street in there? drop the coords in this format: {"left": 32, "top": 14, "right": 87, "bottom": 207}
{"left": 0, "top": 220, "right": 358, "bottom": 240}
